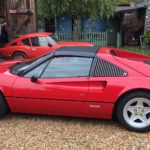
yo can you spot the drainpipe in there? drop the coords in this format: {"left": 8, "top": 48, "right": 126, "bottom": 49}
{"left": 55, "top": 14, "right": 57, "bottom": 33}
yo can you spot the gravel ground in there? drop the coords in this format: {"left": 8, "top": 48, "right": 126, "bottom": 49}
{"left": 0, "top": 113, "right": 149, "bottom": 150}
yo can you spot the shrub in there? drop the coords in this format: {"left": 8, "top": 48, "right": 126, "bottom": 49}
{"left": 144, "top": 30, "right": 150, "bottom": 45}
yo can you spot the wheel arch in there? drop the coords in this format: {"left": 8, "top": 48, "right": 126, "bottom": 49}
{"left": 0, "top": 90, "right": 10, "bottom": 111}
{"left": 12, "top": 50, "right": 28, "bottom": 58}
{"left": 112, "top": 88, "right": 150, "bottom": 120}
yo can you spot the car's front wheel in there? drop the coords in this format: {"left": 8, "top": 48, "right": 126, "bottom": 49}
{"left": 116, "top": 91, "right": 150, "bottom": 132}
{"left": 0, "top": 94, "right": 9, "bottom": 118}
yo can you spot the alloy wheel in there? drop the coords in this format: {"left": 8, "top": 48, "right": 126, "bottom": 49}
{"left": 123, "top": 98, "right": 150, "bottom": 129}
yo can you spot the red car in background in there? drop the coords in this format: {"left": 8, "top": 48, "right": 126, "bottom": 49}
{"left": 0, "top": 32, "right": 93, "bottom": 59}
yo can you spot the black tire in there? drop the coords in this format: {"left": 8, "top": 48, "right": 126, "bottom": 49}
{"left": 12, "top": 52, "right": 27, "bottom": 59}
{"left": 0, "top": 94, "right": 9, "bottom": 118}
{"left": 116, "top": 91, "right": 150, "bottom": 132}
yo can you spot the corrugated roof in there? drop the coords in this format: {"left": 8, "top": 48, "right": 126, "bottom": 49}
{"left": 116, "top": 3, "right": 147, "bottom": 12}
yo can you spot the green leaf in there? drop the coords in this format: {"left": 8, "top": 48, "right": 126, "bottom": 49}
{"left": 38, "top": 0, "right": 118, "bottom": 19}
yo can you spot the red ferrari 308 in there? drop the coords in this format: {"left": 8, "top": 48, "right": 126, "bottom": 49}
{"left": 0, "top": 46, "right": 149, "bottom": 132}
{"left": 0, "top": 32, "right": 93, "bottom": 59}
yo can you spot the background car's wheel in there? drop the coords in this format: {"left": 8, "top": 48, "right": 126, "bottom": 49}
{"left": 12, "top": 52, "right": 27, "bottom": 59}
{"left": 0, "top": 94, "right": 9, "bottom": 118}
{"left": 116, "top": 91, "right": 150, "bottom": 132}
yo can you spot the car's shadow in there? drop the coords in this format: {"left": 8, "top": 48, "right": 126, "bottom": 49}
{"left": 1, "top": 112, "right": 125, "bottom": 131}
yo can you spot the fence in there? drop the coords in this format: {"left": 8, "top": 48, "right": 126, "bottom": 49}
{"left": 56, "top": 32, "right": 107, "bottom": 46}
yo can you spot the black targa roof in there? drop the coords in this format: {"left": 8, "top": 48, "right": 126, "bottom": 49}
{"left": 54, "top": 46, "right": 99, "bottom": 57}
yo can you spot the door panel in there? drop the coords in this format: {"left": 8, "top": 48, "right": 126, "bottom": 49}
{"left": 30, "top": 46, "right": 52, "bottom": 58}
{"left": 12, "top": 77, "right": 89, "bottom": 115}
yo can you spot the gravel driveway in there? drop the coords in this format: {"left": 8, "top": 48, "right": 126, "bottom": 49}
{"left": 0, "top": 113, "right": 149, "bottom": 150}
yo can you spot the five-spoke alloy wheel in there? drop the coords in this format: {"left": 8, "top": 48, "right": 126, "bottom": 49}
{"left": 116, "top": 91, "right": 150, "bottom": 132}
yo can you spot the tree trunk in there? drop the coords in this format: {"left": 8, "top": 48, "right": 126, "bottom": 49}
{"left": 73, "top": 16, "right": 81, "bottom": 41}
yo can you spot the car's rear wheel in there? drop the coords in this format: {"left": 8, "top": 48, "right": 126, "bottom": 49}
{"left": 12, "top": 52, "right": 27, "bottom": 59}
{"left": 0, "top": 94, "right": 9, "bottom": 118}
{"left": 116, "top": 91, "right": 150, "bottom": 132}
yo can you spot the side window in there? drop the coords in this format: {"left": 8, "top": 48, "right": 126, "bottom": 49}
{"left": 41, "top": 57, "right": 93, "bottom": 78}
{"left": 92, "top": 57, "right": 128, "bottom": 77}
{"left": 24, "top": 61, "right": 49, "bottom": 78}
{"left": 11, "top": 42, "right": 17, "bottom": 46}
{"left": 22, "top": 38, "right": 31, "bottom": 46}
{"left": 31, "top": 37, "right": 50, "bottom": 47}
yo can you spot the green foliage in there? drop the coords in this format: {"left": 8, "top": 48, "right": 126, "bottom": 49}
{"left": 38, "top": 0, "right": 145, "bottom": 19}
{"left": 121, "top": 46, "right": 150, "bottom": 55}
{"left": 118, "top": 0, "right": 144, "bottom": 4}
{"left": 144, "top": 30, "right": 150, "bottom": 45}
{"left": 38, "top": 0, "right": 118, "bottom": 19}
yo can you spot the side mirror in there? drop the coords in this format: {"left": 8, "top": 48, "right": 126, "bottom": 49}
{"left": 48, "top": 43, "right": 52, "bottom": 47}
{"left": 31, "top": 75, "right": 38, "bottom": 83}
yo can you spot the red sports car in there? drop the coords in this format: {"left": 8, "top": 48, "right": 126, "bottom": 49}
{"left": 0, "top": 32, "right": 93, "bottom": 59}
{"left": 0, "top": 46, "right": 149, "bottom": 132}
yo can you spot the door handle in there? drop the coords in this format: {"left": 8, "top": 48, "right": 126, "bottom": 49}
{"left": 32, "top": 48, "right": 37, "bottom": 51}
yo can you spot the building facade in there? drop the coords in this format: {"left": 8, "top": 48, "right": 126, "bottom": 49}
{"left": 0, "top": 0, "right": 37, "bottom": 41}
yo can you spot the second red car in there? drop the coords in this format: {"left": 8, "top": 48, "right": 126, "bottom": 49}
{"left": 0, "top": 32, "right": 93, "bottom": 59}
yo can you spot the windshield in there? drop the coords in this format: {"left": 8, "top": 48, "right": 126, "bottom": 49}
{"left": 10, "top": 52, "right": 52, "bottom": 75}
{"left": 47, "top": 34, "right": 59, "bottom": 45}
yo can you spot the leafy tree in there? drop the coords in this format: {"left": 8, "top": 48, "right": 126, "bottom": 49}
{"left": 38, "top": 0, "right": 145, "bottom": 33}
{"left": 38, "top": 0, "right": 118, "bottom": 19}
{"left": 38, "top": 0, "right": 118, "bottom": 32}
{"left": 38, "top": 0, "right": 145, "bottom": 19}
{"left": 144, "top": 30, "right": 150, "bottom": 45}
